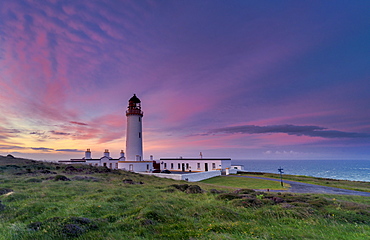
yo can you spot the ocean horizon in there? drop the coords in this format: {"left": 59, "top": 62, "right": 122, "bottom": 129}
{"left": 231, "top": 159, "right": 370, "bottom": 182}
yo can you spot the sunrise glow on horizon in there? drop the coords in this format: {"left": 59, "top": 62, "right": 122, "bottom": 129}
{"left": 0, "top": 1, "right": 369, "bottom": 161}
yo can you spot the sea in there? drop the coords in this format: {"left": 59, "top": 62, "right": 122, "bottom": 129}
{"left": 231, "top": 160, "right": 370, "bottom": 182}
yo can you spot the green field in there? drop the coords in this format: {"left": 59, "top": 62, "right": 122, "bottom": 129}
{"left": 1, "top": 156, "right": 370, "bottom": 239}
{"left": 200, "top": 176, "right": 290, "bottom": 190}
{"left": 239, "top": 172, "right": 370, "bottom": 192}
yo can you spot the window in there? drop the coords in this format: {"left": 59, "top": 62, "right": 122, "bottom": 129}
{"left": 178, "top": 163, "right": 180, "bottom": 169}
{"left": 109, "top": 163, "right": 112, "bottom": 169}
{"left": 197, "top": 163, "right": 200, "bottom": 169}
{"left": 103, "top": 163, "right": 107, "bottom": 167}
{"left": 115, "top": 163, "right": 118, "bottom": 169}
{"left": 212, "top": 163, "right": 216, "bottom": 169}
{"left": 164, "top": 163, "right": 167, "bottom": 169}
{"left": 139, "top": 132, "right": 141, "bottom": 138}
{"left": 171, "top": 163, "right": 174, "bottom": 169}
{"left": 147, "top": 164, "right": 149, "bottom": 170}
{"left": 186, "top": 163, "right": 189, "bottom": 169}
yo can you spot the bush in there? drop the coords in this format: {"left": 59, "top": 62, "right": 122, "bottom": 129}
{"left": 234, "top": 188, "right": 256, "bottom": 194}
{"left": 209, "top": 189, "right": 224, "bottom": 194}
{"left": 28, "top": 216, "right": 98, "bottom": 238}
{"left": 185, "top": 185, "right": 203, "bottom": 194}
{"left": 54, "top": 175, "right": 70, "bottom": 181}
{"left": 62, "top": 224, "right": 85, "bottom": 237}
{"left": 170, "top": 184, "right": 189, "bottom": 191}
{"left": 72, "top": 176, "right": 99, "bottom": 182}
{"left": 216, "top": 193, "right": 242, "bottom": 201}
{"left": 25, "top": 178, "right": 42, "bottom": 183}
{"left": 123, "top": 179, "right": 144, "bottom": 184}
{"left": 0, "top": 201, "right": 5, "bottom": 211}
{"left": 308, "top": 198, "right": 330, "bottom": 208}
{"left": 0, "top": 188, "right": 13, "bottom": 195}
{"left": 107, "top": 196, "right": 124, "bottom": 202}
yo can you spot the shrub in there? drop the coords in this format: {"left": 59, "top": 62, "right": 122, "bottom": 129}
{"left": 107, "top": 196, "right": 124, "bottom": 202}
{"left": 170, "top": 184, "right": 189, "bottom": 191}
{"left": 216, "top": 193, "right": 242, "bottom": 201}
{"left": 61, "top": 224, "right": 85, "bottom": 237}
{"left": 0, "top": 188, "right": 13, "bottom": 195}
{"left": 64, "top": 165, "right": 78, "bottom": 172}
{"left": 0, "top": 201, "right": 5, "bottom": 211}
{"left": 185, "top": 185, "right": 203, "bottom": 194}
{"left": 308, "top": 197, "right": 330, "bottom": 208}
{"left": 123, "top": 179, "right": 144, "bottom": 184}
{"left": 39, "top": 169, "right": 56, "bottom": 174}
{"left": 138, "top": 210, "right": 166, "bottom": 223}
{"left": 54, "top": 175, "right": 70, "bottom": 181}
{"left": 234, "top": 188, "right": 256, "bottom": 194}
{"left": 72, "top": 176, "right": 99, "bottom": 182}
{"left": 28, "top": 216, "right": 98, "bottom": 238}
{"left": 103, "top": 214, "right": 119, "bottom": 223}
{"left": 25, "top": 178, "right": 42, "bottom": 183}
{"left": 209, "top": 189, "right": 224, "bottom": 194}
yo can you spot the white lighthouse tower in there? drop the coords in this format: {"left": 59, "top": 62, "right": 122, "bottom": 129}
{"left": 125, "top": 94, "right": 143, "bottom": 161}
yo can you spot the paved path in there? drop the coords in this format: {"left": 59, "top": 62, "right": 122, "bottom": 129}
{"left": 228, "top": 175, "right": 370, "bottom": 196}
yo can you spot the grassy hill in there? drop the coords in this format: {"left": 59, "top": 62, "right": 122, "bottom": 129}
{"left": 1, "top": 155, "right": 369, "bottom": 239}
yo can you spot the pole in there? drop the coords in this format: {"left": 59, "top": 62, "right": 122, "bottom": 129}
{"left": 278, "top": 167, "right": 284, "bottom": 187}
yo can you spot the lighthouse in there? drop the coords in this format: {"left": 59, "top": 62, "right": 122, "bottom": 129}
{"left": 125, "top": 94, "right": 144, "bottom": 161}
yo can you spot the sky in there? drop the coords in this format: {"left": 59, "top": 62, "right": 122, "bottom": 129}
{"left": 0, "top": 0, "right": 369, "bottom": 161}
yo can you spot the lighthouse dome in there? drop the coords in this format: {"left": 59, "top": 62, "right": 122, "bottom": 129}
{"left": 129, "top": 94, "right": 141, "bottom": 103}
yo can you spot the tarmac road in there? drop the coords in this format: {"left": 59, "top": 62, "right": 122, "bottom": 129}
{"left": 228, "top": 175, "right": 370, "bottom": 196}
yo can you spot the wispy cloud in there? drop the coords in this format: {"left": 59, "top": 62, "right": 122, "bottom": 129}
{"left": 70, "top": 121, "right": 88, "bottom": 126}
{"left": 0, "top": 144, "right": 27, "bottom": 150}
{"left": 55, "top": 149, "right": 83, "bottom": 152}
{"left": 207, "top": 124, "right": 370, "bottom": 139}
{"left": 31, "top": 147, "right": 54, "bottom": 152}
{"left": 49, "top": 130, "right": 71, "bottom": 136}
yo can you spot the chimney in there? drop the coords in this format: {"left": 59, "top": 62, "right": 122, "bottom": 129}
{"left": 85, "top": 149, "right": 92, "bottom": 159}
{"left": 120, "top": 150, "right": 125, "bottom": 159}
{"left": 104, "top": 149, "right": 110, "bottom": 158}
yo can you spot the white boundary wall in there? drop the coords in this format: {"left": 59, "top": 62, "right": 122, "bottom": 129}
{"left": 141, "top": 170, "right": 221, "bottom": 182}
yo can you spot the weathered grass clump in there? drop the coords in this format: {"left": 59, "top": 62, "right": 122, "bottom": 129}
{"left": 54, "top": 175, "right": 70, "bottom": 181}
{"left": 170, "top": 184, "right": 203, "bottom": 193}
{"left": 28, "top": 216, "right": 99, "bottom": 238}
{"left": 0, "top": 188, "right": 13, "bottom": 195}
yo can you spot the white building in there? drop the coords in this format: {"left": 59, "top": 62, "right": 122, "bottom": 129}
{"left": 59, "top": 94, "right": 153, "bottom": 173}
{"left": 159, "top": 158, "right": 232, "bottom": 174}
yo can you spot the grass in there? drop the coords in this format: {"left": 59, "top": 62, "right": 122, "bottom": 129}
{"left": 239, "top": 172, "right": 370, "bottom": 192}
{"left": 1, "top": 155, "right": 370, "bottom": 239}
{"left": 200, "top": 176, "right": 290, "bottom": 190}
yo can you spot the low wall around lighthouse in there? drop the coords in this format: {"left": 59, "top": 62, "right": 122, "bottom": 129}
{"left": 141, "top": 170, "right": 221, "bottom": 182}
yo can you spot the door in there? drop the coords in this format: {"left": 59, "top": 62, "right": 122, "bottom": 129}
{"left": 205, "top": 163, "right": 208, "bottom": 171}
{"left": 182, "top": 163, "right": 185, "bottom": 172}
